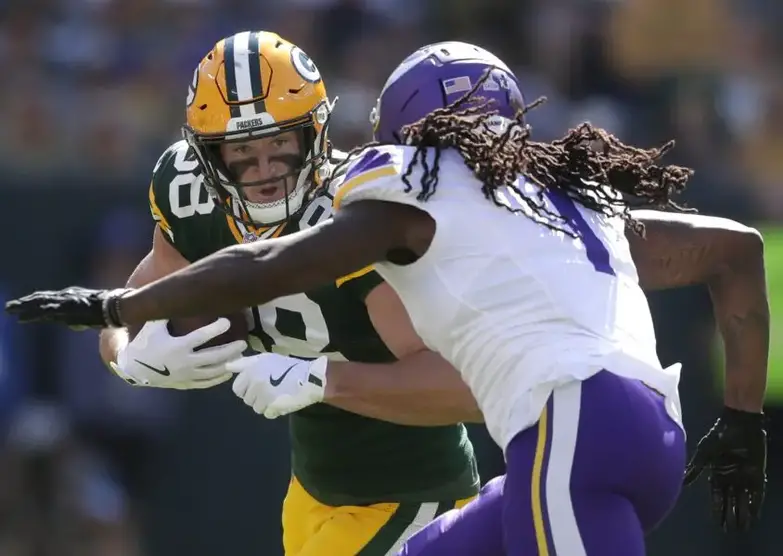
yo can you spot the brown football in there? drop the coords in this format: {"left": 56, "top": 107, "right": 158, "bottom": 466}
{"left": 128, "top": 312, "right": 250, "bottom": 351}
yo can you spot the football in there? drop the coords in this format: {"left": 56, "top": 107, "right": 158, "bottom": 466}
{"left": 128, "top": 312, "right": 250, "bottom": 351}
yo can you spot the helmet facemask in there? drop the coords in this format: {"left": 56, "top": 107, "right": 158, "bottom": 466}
{"left": 184, "top": 99, "right": 334, "bottom": 227}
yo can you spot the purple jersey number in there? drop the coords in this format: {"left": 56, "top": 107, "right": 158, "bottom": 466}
{"left": 546, "top": 190, "right": 615, "bottom": 276}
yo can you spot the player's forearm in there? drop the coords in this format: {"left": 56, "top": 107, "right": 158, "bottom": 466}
{"left": 628, "top": 211, "right": 769, "bottom": 412}
{"left": 119, "top": 243, "right": 276, "bottom": 323}
{"left": 118, "top": 211, "right": 394, "bottom": 325}
{"left": 102, "top": 238, "right": 185, "bottom": 363}
{"left": 98, "top": 328, "right": 129, "bottom": 367}
{"left": 323, "top": 351, "right": 483, "bottom": 426}
{"left": 707, "top": 230, "right": 768, "bottom": 412}
{"left": 98, "top": 248, "right": 153, "bottom": 367}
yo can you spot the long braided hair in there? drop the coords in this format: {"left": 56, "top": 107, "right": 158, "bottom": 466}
{"left": 344, "top": 71, "right": 694, "bottom": 237}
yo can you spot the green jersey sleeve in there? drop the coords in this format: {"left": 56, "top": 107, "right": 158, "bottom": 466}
{"left": 148, "top": 140, "right": 220, "bottom": 262}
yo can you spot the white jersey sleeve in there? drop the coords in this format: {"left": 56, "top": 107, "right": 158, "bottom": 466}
{"left": 333, "top": 145, "right": 420, "bottom": 210}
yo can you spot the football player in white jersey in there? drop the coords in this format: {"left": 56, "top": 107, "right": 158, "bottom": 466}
{"left": 7, "top": 43, "right": 768, "bottom": 554}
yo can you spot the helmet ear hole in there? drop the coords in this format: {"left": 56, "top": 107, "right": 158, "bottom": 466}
{"left": 199, "top": 104, "right": 208, "bottom": 111}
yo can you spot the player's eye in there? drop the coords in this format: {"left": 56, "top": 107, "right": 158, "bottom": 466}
{"left": 233, "top": 145, "right": 252, "bottom": 155}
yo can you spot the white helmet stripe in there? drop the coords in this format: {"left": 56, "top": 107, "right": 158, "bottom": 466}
{"left": 232, "top": 31, "right": 256, "bottom": 117}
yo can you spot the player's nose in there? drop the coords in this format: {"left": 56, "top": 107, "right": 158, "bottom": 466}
{"left": 254, "top": 155, "right": 281, "bottom": 181}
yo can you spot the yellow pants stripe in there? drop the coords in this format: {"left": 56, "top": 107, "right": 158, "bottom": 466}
{"left": 532, "top": 402, "right": 552, "bottom": 555}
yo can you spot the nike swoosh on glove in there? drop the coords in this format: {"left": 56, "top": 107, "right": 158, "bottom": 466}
{"left": 113, "top": 318, "right": 247, "bottom": 390}
{"left": 228, "top": 353, "right": 328, "bottom": 418}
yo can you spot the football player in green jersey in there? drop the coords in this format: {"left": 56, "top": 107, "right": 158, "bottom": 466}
{"left": 97, "top": 31, "right": 479, "bottom": 556}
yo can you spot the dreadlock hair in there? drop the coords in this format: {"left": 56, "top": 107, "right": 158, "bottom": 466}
{"left": 347, "top": 71, "right": 695, "bottom": 238}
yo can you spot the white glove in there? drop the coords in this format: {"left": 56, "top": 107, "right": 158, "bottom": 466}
{"left": 110, "top": 319, "right": 247, "bottom": 390}
{"left": 228, "top": 353, "right": 328, "bottom": 418}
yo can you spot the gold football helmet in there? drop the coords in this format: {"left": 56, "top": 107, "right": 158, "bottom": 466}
{"left": 183, "top": 31, "right": 334, "bottom": 226}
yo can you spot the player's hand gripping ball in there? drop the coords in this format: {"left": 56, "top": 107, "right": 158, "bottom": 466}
{"left": 113, "top": 313, "right": 250, "bottom": 390}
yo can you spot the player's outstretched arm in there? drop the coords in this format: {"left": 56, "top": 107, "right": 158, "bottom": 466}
{"left": 116, "top": 201, "right": 426, "bottom": 324}
{"left": 98, "top": 225, "right": 190, "bottom": 366}
{"left": 628, "top": 210, "right": 768, "bottom": 413}
{"left": 324, "top": 282, "right": 482, "bottom": 426}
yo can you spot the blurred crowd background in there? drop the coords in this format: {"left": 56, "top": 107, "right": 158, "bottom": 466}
{"left": 0, "top": 0, "right": 781, "bottom": 555}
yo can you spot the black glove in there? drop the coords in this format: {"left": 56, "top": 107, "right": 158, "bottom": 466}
{"left": 4, "top": 286, "right": 129, "bottom": 328}
{"left": 683, "top": 406, "right": 767, "bottom": 531}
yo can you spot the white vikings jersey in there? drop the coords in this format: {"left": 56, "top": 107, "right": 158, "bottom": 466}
{"left": 334, "top": 144, "right": 683, "bottom": 450}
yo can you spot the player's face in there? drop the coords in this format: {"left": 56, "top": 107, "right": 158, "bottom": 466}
{"left": 219, "top": 130, "right": 301, "bottom": 203}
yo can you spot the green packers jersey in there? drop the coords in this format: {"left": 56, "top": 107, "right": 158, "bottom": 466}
{"left": 148, "top": 140, "right": 479, "bottom": 505}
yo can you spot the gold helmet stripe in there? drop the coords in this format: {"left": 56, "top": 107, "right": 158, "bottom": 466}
{"left": 228, "top": 31, "right": 267, "bottom": 117}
